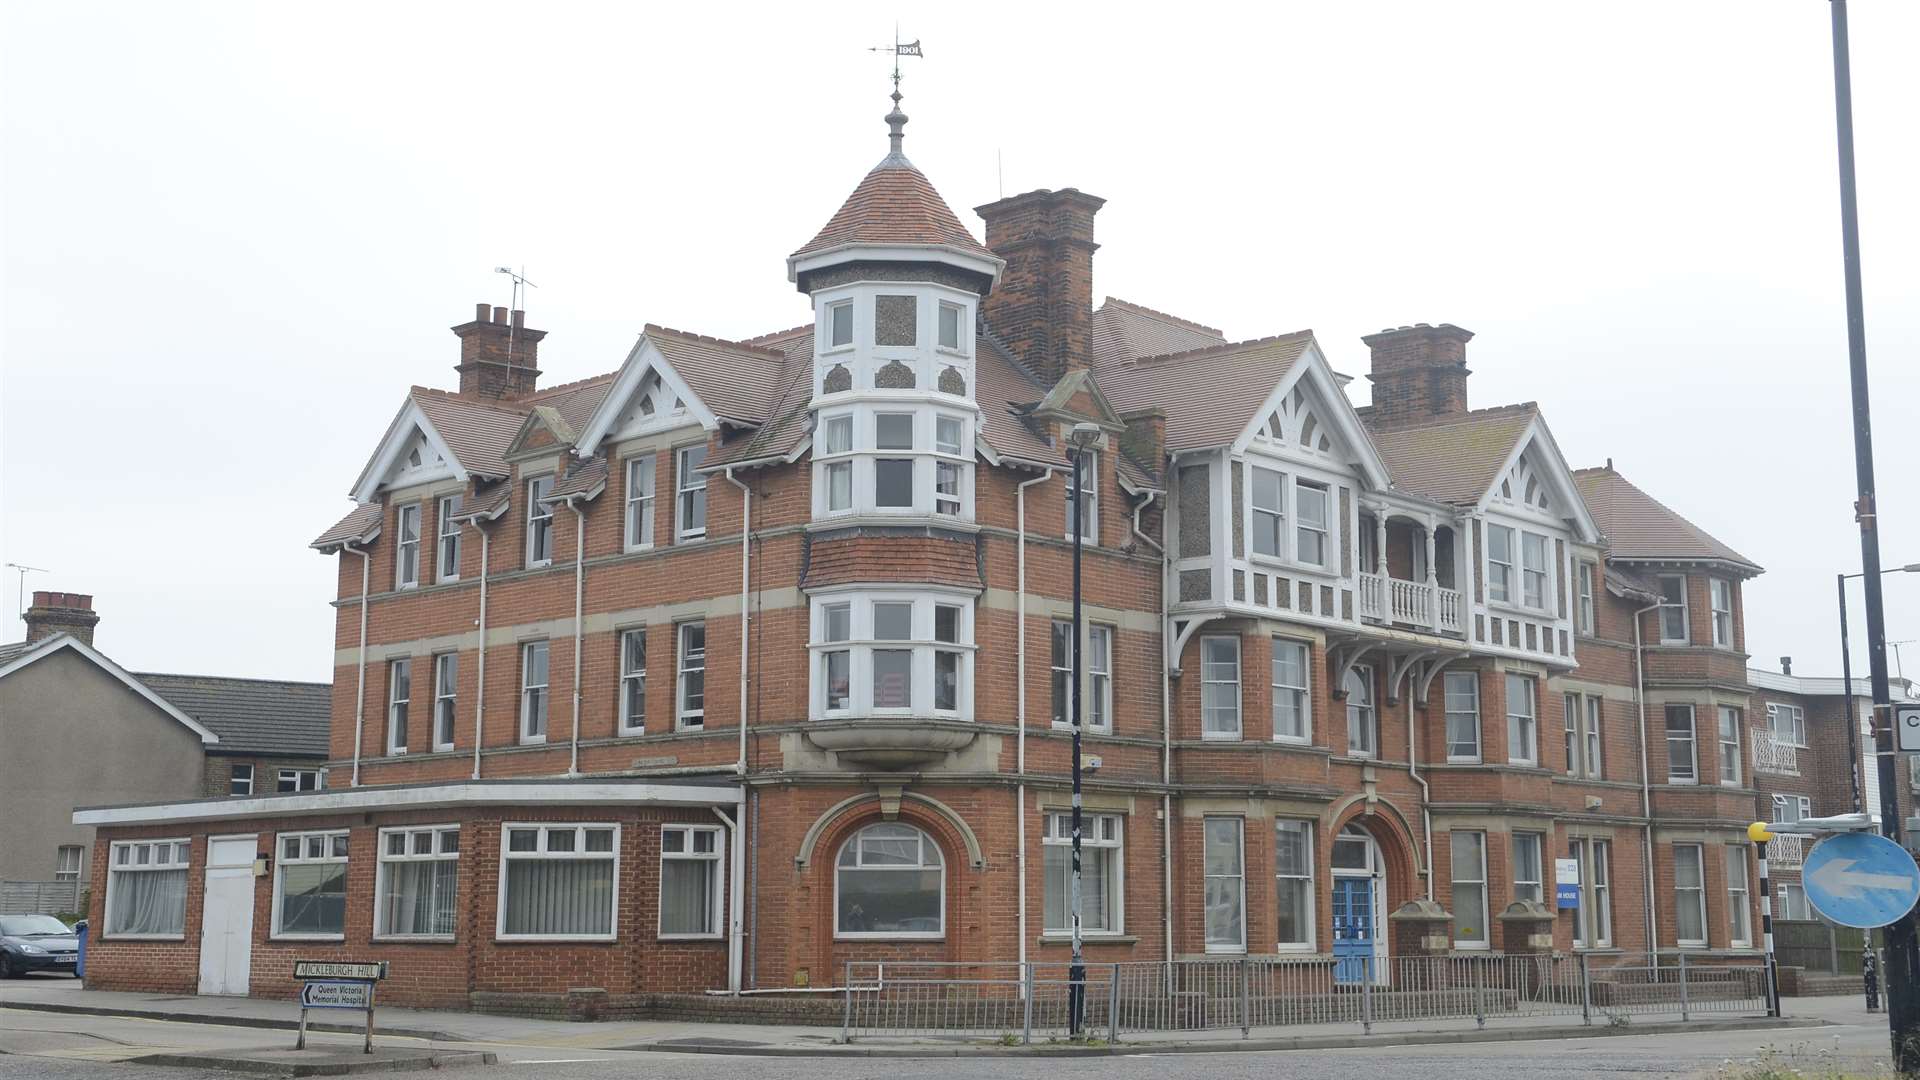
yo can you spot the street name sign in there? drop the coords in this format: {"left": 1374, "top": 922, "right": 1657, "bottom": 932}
{"left": 1897, "top": 705, "right": 1920, "bottom": 752}
{"left": 1803, "top": 832, "right": 1920, "bottom": 928}
{"left": 301, "top": 980, "right": 372, "bottom": 1009}
{"left": 294, "top": 960, "right": 385, "bottom": 980}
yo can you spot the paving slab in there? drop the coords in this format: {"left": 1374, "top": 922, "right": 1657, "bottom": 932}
{"left": 127, "top": 1047, "right": 494, "bottom": 1076}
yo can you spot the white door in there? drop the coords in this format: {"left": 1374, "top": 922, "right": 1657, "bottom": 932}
{"left": 198, "top": 835, "right": 257, "bottom": 996}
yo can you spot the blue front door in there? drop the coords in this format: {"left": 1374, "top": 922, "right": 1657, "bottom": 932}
{"left": 1332, "top": 877, "right": 1375, "bottom": 984}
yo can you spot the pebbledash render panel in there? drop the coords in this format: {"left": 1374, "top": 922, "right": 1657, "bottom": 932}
{"left": 78, "top": 96, "right": 1781, "bottom": 1014}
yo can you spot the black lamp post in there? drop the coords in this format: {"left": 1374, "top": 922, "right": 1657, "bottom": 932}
{"left": 1836, "top": 564, "right": 1920, "bottom": 816}
{"left": 1066, "top": 421, "right": 1100, "bottom": 1038}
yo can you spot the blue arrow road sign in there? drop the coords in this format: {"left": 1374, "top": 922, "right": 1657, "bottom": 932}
{"left": 1802, "top": 832, "right": 1920, "bottom": 929}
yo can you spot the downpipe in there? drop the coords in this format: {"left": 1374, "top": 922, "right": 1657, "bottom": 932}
{"left": 1014, "top": 469, "right": 1053, "bottom": 987}
{"left": 345, "top": 542, "right": 371, "bottom": 787}
{"left": 712, "top": 805, "right": 746, "bottom": 994}
{"left": 565, "top": 496, "right": 587, "bottom": 777}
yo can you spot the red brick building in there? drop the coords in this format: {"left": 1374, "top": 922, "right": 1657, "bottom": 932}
{"left": 78, "top": 98, "right": 1784, "bottom": 1013}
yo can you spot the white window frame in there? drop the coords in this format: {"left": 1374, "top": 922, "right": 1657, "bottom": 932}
{"left": 1346, "top": 664, "right": 1377, "bottom": 758}
{"left": 104, "top": 838, "right": 191, "bottom": 940}
{"left": 1718, "top": 705, "right": 1743, "bottom": 787}
{"left": 495, "top": 823, "right": 620, "bottom": 942}
{"left": 808, "top": 592, "right": 974, "bottom": 720}
{"left": 1520, "top": 531, "right": 1551, "bottom": 611}
{"left": 1674, "top": 843, "right": 1708, "bottom": 947}
{"left": 1584, "top": 695, "right": 1603, "bottom": 779}
{"left": 1294, "top": 480, "right": 1330, "bottom": 569}
{"left": 1274, "top": 819, "right": 1316, "bottom": 952}
{"left": 1201, "top": 635, "right": 1242, "bottom": 740}
{"left": 811, "top": 407, "right": 974, "bottom": 521}
{"left": 277, "top": 768, "right": 321, "bottom": 792}
{"left": 834, "top": 822, "right": 946, "bottom": 940}
{"left": 1512, "top": 832, "right": 1545, "bottom": 905}
{"left": 1778, "top": 882, "right": 1809, "bottom": 921}
{"left": 54, "top": 844, "right": 83, "bottom": 882}
{"left": 1768, "top": 703, "right": 1808, "bottom": 747}
{"left": 1067, "top": 450, "right": 1098, "bottom": 543}
{"left": 1665, "top": 703, "right": 1698, "bottom": 784}
{"left": 1486, "top": 524, "right": 1515, "bottom": 605}
{"left": 1710, "top": 579, "right": 1733, "bottom": 648}
{"left": 624, "top": 455, "right": 656, "bottom": 552}
{"left": 386, "top": 658, "right": 411, "bottom": 756}
{"left": 395, "top": 502, "right": 421, "bottom": 589}
{"left": 272, "top": 829, "right": 350, "bottom": 941}
{"left": 659, "top": 824, "right": 725, "bottom": 940}
{"left": 619, "top": 628, "right": 647, "bottom": 735}
{"left": 1726, "top": 845, "right": 1752, "bottom": 948}
{"left": 1271, "top": 637, "right": 1310, "bottom": 744}
{"left": 373, "top": 825, "right": 460, "bottom": 941}
{"left": 1576, "top": 561, "right": 1595, "bottom": 635}
{"left": 1445, "top": 671, "right": 1481, "bottom": 762}
{"left": 1203, "top": 815, "right": 1247, "bottom": 953}
{"left": 436, "top": 495, "right": 462, "bottom": 583}
{"left": 677, "top": 621, "right": 706, "bottom": 729}
{"left": 1773, "top": 793, "right": 1813, "bottom": 823}
{"left": 520, "top": 640, "right": 549, "bottom": 744}
{"left": 1250, "top": 466, "right": 1284, "bottom": 560}
{"left": 229, "top": 763, "right": 254, "bottom": 796}
{"left": 1451, "top": 830, "right": 1490, "bottom": 950}
{"left": 1051, "top": 619, "right": 1074, "bottom": 729}
{"left": 1086, "top": 623, "right": 1113, "bottom": 734}
{"left": 525, "top": 475, "right": 554, "bottom": 566}
{"left": 432, "top": 652, "right": 457, "bottom": 752}
{"left": 1658, "top": 575, "right": 1689, "bottom": 643}
{"left": 1570, "top": 837, "right": 1614, "bottom": 948}
{"left": 826, "top": 299, "right": 854, "bottom": 351}
{"left": 1506, "top": 673, "right": 1537, "bottom": 765}
{"left": 1042, "top": 812, "right": 1124, "bottom": 936}
{"left": 676, "top": 445, "right": 708, "bottom": 541}
{"left": 936, "top": 300, "right": 965, "bottom": 354}
{"left": 820, "top": 415, "right": 854, "bottom": 513}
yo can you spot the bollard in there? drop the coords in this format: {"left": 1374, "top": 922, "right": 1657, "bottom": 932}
{"left": 1677, "top": 952, "right": 1690, "bottom": 1022}
{"left": 1580, "top": 952, "right": 1592, "bottom": 1026}
{"left": 1022, "top": 963, "right": 1034, "bottom": 1045}
{"left": 1865, "top": 950, "right": 1881, "bottom": 1013}
{"left": 1361, "top": 955, "right": 1374, "bottom": 1035}
{"left": 1108, "top": 963, "right": 1122, "bottom": 1043}
{"left": 1473, "top": 956, "right": 1486, "bottom": 1029}
{"left": 841, "top": 961, "right": 854, "bottom": 1043}
{"left": 1239, "top": 956, "right": 1251, "bottom": 1038}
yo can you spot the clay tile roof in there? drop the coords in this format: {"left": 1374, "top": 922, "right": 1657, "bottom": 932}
{"left": 526, "top": 373, "right": 618, "bottom": 437}
{"left": 310, "top": 503, "right": 383, "bottom": 550}
{"left": 1366, "top": 405, "right": 1538, "bottom": 505}
{"left": 454, "top": 485, "right": 511, "bottom": 522}
{"left": 134, "top": 672, "right": 331, "bottom": 758}
{"left": 548, "top": 455, "right": 609, "bottom": 500}
{"left": 792, "top": 159, "right": 997, "bottom": 264}
{"left": 1098, "top": 332, "right": 1314, "bottom": 453}
{"left": 410, "top": 388, "right": 527, "bottom": 479}
{"left": 975, "top": 332, "right": 1067, "bottom": 468}
{"left": 1573, "top": 466, "right": 1760, "bottom": 572}
{"left": 1092, "top": 298, "right": 1225, "bottom": 367}
{"left": 644, "top": 325, "right": 790, "bottom": 426}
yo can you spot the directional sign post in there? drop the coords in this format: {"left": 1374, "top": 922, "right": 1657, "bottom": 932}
{"left": 293, "top": 960, "right": 385, "bottom": 1054}
{"left": 1803, "top": 832, "right": 1920, "bottom": 930}
{"left": 1896, "top": 705, "right": 1920, "bottom": 753}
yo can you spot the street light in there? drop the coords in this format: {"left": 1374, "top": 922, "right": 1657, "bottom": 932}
{"left": 1065, "top": 421, "right": 1100, "bottom": 1039}
{"left": 1836, "top": 563, "right": 1919, "bottom": 817}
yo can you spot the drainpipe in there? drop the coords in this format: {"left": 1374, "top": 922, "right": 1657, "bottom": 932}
{"left": 722, "top": 469, "right": 752, "bottom": 778}
{"left": 1634, "top": 600, "right": 1665, "bottom": 954}
{"left": 1127, "top": 490, "right": 1175, "bottom": 961}
{"left": 1406, "top": 696, "right": 1435, "bottom": 900}
{"left": 470, "top": 526, "right": 490, "bottom": 781}
{"left": 344, "top": 542, "right": 371, "bottom": 787}
{"left": 1015, "top": 469, "right": 1053, "bottom": 980}
{"left": 564, "top": 496, "right": 588, "bottom": 777}
{"left": 712, "top": 805, "right": 745, "bottom": 994}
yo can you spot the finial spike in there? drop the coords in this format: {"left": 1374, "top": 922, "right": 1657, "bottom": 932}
{"left": 871, "top": 31, "right": 923, "bottom": 167}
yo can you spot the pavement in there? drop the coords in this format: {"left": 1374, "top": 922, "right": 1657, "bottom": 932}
{"left": 125, "top": 1047, "right": 495, "bottom": 1076}
{"left": 0, "top": 972, "right": 1859, "bottom": 1059}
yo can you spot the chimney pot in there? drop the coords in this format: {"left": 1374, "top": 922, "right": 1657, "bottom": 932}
{"left": 453, "top": 303, "right": 545, "bottom": 401}
{"left": 23, "top": 588, "right": 100, "bottom": 647}
{"left": 512, "top": 309, "right": 525, "bottom": 329}
{"left": 492, "top": 306, "right": 508, "bottom": 324}
{"left": 1780, "top": 656, "right": 1793, "bottom": 676}
{"left": 474, "top": 302, "right": 490, "bottom": 323}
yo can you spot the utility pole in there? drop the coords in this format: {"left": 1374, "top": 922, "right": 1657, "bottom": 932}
{"left": 1825, "top": 1, "right": 1914, "bottom": 1070}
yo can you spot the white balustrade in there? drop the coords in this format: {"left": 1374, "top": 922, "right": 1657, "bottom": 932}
{"left": 1358, "top": 573, "right": 1385, "bottom": 621}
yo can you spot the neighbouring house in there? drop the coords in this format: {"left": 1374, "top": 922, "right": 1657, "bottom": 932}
{"left": 0, "top": 592, "right": 328, "bottom": 905}
{"left": 77, "top": 91, "right": 1807, "bottom": 1015}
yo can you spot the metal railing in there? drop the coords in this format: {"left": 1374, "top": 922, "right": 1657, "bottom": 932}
{"left": 841, "top": 952, "right": 1768, "bottom": 1044}
{"left": 1752, "top": 727, "right": 1801, "bottom": 776}
{"left": 1767, "top": 833, "right": 1807, "bottom": 869}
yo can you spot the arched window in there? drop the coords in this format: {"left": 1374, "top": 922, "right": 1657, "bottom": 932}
{"left": 835, "top": 822, "right": 945, "bottom": 938}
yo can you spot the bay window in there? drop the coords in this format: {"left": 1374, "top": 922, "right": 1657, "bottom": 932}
{"left": 375, "top": 826, "right": 459, "bottom": 939}
{"left": 1665, "top": 704, "right": 1697, "bottom": 783}
{"left": 1201, "top": 636, "right": 1241, "bottom": 739}
{"left": 498, "top": 824, "right": 618, "bottom": 940}
{"left": 1711, "top": 579, "right": 1734, "bottom": 647}
{"left": 937, "top": 301, "right": 963, "bottom": 352}
{"left": 274, "top": 830, "right": 349, "bottom": 939}
{"left": 1203, "top": 816, "right": 1245, "bottom": 952}
{"left": 1275, "top": 820, "right": 1315, "bottom": 950}
{"left": 1043, "top": 812, "right": 1122, "bottom": 934}
{"left": 836, "top": 822, "right": 944, "bottom": 938}
{"left": 106, "top": 839, "right": 189, "bottom": 938}
{"left": 1512, "top": 833, "right": 1544, "bottom": 904}
{"left": 1658, "top": 575, "right": 1689, "bottom": 643}
{"left": 1674, "top": 844, "right": 1707, "bottom": 946}
{"left": 1451, "top": 831, "right": 1489, "bottom": 949}
{"left": 809, "top": 593, "right": 973, "bottom": 718}
{"left": 1569, "top": 838, "right": 1614, "bottom": 947}
{"left": 1727, "top": 846, "right": 1752, "bottom": 947}
{"left": 660, "top": 825, "right": 723, "bottom": 938}
{"left": 827, "top": 300, "right": 853, "bottom": 349}
{"left": 1718, "top": 706, "right": 1743, "bottom": 786}
{"left": 812, "top": 407, "right": 974, "bottom": 519}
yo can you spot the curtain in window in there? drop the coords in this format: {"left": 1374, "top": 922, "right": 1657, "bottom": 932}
{"left": 837, "top": 868, "right": 941, "bottom": 934}
{"left": 109, "top": 869, "right": 187, "bottom": 935}
{"left": 1042, "top": 844, "right": 1113, "bottom": 932}
{"left": 504, "top": 859, "right": 614, "bottom": 936}
{"left": 660, "top": 859, "right": 715, "bottom": 935}
{"left": 1203, "top": 819, "right": 1243, "bottom": 947}
{"left": 379, "top": 862, "right": 458, "bottom": 936}
{"left": 280, "top": 864, "right": 347, "bottom": 935}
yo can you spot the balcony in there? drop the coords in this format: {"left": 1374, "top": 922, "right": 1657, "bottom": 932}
{"left": 1357, "top": 573, "right": 1464, "bottom": 636}
{"left": 1752, "top": 727, "right": 1800, "bottom": 776}
{"left": 804, "top": 718, "right": 980, "bottom": 769}
{"left": 1767, "top": 833, "right": 1806, "bottom": 869}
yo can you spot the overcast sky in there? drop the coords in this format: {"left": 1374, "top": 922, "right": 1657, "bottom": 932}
{"left": 3, "top": 1, "right": 1916, "bottom": 683}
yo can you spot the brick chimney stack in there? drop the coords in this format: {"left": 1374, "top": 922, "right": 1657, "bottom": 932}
{"left": 1361, "top": 323, "right": 1474, "bottom": 429}
{"left": 975, "top": 188, "right": 1106, "bottom": 385}
{"left": 453, "top": 302, "right": 545, "bottom": 401}
{"left": 24, "top": 591, "right": 99, "bottom": 647}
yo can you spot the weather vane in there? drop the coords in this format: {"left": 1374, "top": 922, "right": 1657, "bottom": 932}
{"left": 868, "top": 27, "right": 923, "bottom": 97}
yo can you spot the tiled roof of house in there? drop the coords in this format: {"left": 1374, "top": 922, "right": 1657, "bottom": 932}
{"left": 1091, "top": 298, "right": 1225, "bottom": 367}
{"left": 1573, "top": 466, "right": 1760, "bottom": 571}
{"left": 410, "top": 388, "right": 526, "bottom": 479}
{"left": 792, "top": 157, "right": 997, "bottom": 265}
{"left": 645, "top": 325, "right": 792, "bottom": 426}
{"left": 1366, "top": 404, "right": 1538, "bottom": 505}
{"left": 0, "top": 640, "right": 32, "bottom": 666}
{"left": 310, "top": 503, "right": 383, "bottom": 551}
{"left": 547, "top": 455, "right": 608, "bottom": 500}
{"left": 134, "top": 672, "right": 332, "bottom": 757}
{"left": 1098, "top": 332, "right": 1314, "bottom": 453}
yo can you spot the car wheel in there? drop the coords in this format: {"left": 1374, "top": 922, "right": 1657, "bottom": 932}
{"left": 0, "top": 955, "right": 13, "bottom": 979}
